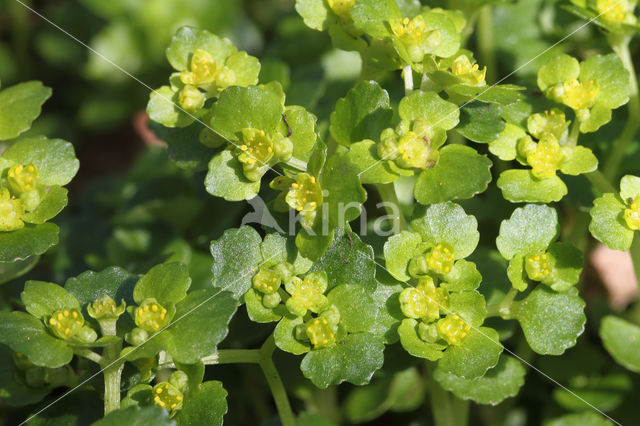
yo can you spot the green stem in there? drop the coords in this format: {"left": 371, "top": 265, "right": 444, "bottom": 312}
{"left": 285, "top": 157, "right": 308, "bottom": 172}
{"left": 486, "top": 287, "right": 518, "bottom": 318}
{"left": 201, "top": 349, "right": 262, "bottom": 365}
{"left": 567, "top": 118, "right": 580, "bottom": 148}
{"left": 604, "top": 38, "right": 640, "bottom": 180}
{"left": 403, "top": 65, "right": 414, "bottom": 95}
{"left": 259, "top": 336, "right": 296, "bottom": 426}
{"left": 585, "top": 170, "right": 616, "bottom": 194}
{"left": 375, "top": 183, "right": 409, "bottom": 231}
{"left": 477, "top": 5, "right": 496, "bottom": 84}
{"left": 427, "top": 363, "right": 469, "bottom": 426}
{"left": 100, "top": 317, "right": 123, "bottom": 415}
{"left": 73, "top": 348, "right": 103, "bottom": 364}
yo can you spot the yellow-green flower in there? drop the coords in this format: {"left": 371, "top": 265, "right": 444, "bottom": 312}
{"left": 518, "top": 134, "right": 564, "bottom": 180}
{"left": 436, "top": 314, "right": 470, "bottom": 346}
{"left": 7, "top": 163, "right": 40, "bottom": 194}
{"left": 253, "top": 268, "right": 282, "bottom": 295}
{"left": 426, "top": 243, "right": 455, "bottom": 275}
{"left": 390, "top": 16, "right": 441, "bottom": 63}
{"left": 152, "top": 381, "right": 184, "bottom": 413}
{"left": 328, "top": 0, "right": 355, "bottom": 20}
{"left": 134, "top": 298, "right": 171, "bottom": 333}
{"left": 284, "top": 272, "right": 329, "bottom": 317}
{"left": 623, "top": 196, "right": 640, "bottom": 231}
{"left": 524, "top": 252, "right": 553, "bottom": 282}
{"left": 596, "top": 0, "right": 631, "bottom": 24}
{"left": 285, "top": 173, "right": 323, "bottom": 229}
{"left": 527, "top": 109, "right": 570, "bottom": 140}
{"left": 398, "top": 276, "right": 447, "bottom": 322}
{"left": 451, "top": 55, "right": 486, "bottom": 87}
{"left": 305, "top": 316, "right": 337, "bottom": 348}
{"left": 87, "top": 295, "right": 126, "bottom": 320}
{"left": 47, "top": 309, "right": 85, "bottom": 340}
{"left": 0, "top": 188, "right": 25, "bottom": 231}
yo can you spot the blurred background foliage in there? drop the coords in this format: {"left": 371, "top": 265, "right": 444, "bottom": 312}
{"left": 0, "top": 0, "right": 639, "bottom": 425}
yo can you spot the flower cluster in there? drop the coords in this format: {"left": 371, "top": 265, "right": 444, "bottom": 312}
{"left": 0, "top": 164, "right": 42, "bottom": 231}
{"left": 271, "top": 173, "right": 324, "bottom": 229}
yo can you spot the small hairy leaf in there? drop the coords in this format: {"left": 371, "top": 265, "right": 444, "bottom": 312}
{"left": 496, "top": 203, "right": 558, "bottom": 260}
{"left": 600, "top": 316, "right": 640, "bottom": 373}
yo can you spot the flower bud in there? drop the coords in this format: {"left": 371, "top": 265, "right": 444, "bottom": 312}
{"left": 74, "top": 325, "right": 98, "bottom": 344}
{"left": 527, "top": 109, "right": 569, "bottom": 140}
{"left": 88, "top": 295, "right": 126, "bottom": 320}
{"left": 451, "top": 55, "right": 486, "bottom": 87}
{"left": 178, "top": 86, "right": 205, "bottom": 113}
{"left": 273, "top": 137, "right": 293, "bottom": 161}
{"left": 20, "top": 189, "right": 41, "bottom": 212}
{"left": 253, "top": 268, "right": 282, "bottom": 295}
{"left": 169, "top": 370, "right": 189, "bottom": 392}
{"left": 262, "top": 292, "right": 282, "bottom": 309}
{"left": 125, "top": 327, "right": 150, "bottom": 346}
{"left": 418, "top": 322, "right": 439, "bottom": 343}
{"left": 524, "top": 252, "right": 553, "bottom": 282}
{"left": 327, "top": 0, "right": 355, "bottom": 20}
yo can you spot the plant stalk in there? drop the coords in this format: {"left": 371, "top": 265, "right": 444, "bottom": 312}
{"left": 585, "top": 170, "right": 616, "bottom": 194}
{"left": 567, "top": 118, "right": 580, "bottom": 148}
{"left": 428, "top": 363, "right": 469, "bottom": 426}
{"left": 259, "top": 336, "right": 296, "bottom": 426}
{"left": 201, "top": 349, "right": 262, "bottom": 365}
{"left": 100, "top": 317, "right": 123, "bottom": 415}
{"left": 604, "top": 38, "right": 640, "bottom": 180}
{"left": 477, "top": 5, "right": 496, "bottom": 84}
{"left": 403, "top": 65, "right": 414, "bottom": 95}
{"left": 375, "top": 183, "right": 409, "bottom": 231}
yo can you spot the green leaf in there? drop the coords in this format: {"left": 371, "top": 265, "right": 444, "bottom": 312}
{"left": 589, "top": 193, "right": 634, "bottom": 251}
{"left": 307, "top": 139, "right": 327, "bottom": 177}
{"left": 546, "top": 242, "right": 583, "bottom": 292}
{"left": 398, "top": 318, "right": 445, "bottom": 360}
{"left": 442, "top": 260, "right": 482, "bottom": 292}
{"left": 133, "top": 262, "right": 191, "bottom": 305}
{"left": 507, "top": 255, "right": 528, "bottom": 291}
{"left": 0, "top": 311, "right": 73, "bottom": 368}
{"left": 496, "top": 203, "right": 558, "bottom": 260}
{"left": 295, "top": 0, "right": 330, "bottom": 31}
{"left": 0, "top": 345, "right": 51, "bottom": 406}
{"left": 147, "top": 86, "right": 194, "bottom": 128}
{"left": 619, "top": 175, "right": 640, "bottom": 201}
{"left": 328, "top": 285, "right": 377, "bottom": 333}
{"left": 411, "top": 202, "right": 480, "bottom": 259}
{"left": 148, "top": 121, "right": 212, "bottom": 172}
{"left": 296, "top": 228, "right": 334, "bottom": 262}
{"left": 543, "top": 412, "right": 614, "bottom": 426}
{"left": 0, "top": 81, "right": 51, "bottom": 141}
{"left": 2, "top": 136, "right": 79, "bottom": 186}
{"left": 21, "top": 281, "right": 80, "bottom": 319}
{"left": 329, "top": 81, "right": 393, "bottom": 146}
{"left": 537, "top": 54, "right": 580, "bottom": 92}
{"left": 93, "top": 406, "right": 175, "bottom": 426}
{"left": 348, "top": 140, "right": 399, "bottom": 184}
{"left": 414, "top": 145, "right": 492, "bottom": 204}
{"left": 368, "top": 270, "right": 404, "bottom": 343}
{"left": 0, "top": 223, "right": 59, "bottom": 263}
{"left": 283, "top": 105, "right": 318, "bottom": 159}
{"left": 23, "top": 186, "right": 68, "bottom": 224}
{"left": 204, "top": 150, "right": 261, "bottom": 202}
{"left": 455, "top": 103, "right": 505, "bottom": 143}
{"left": 274, "top": 315, "right": 310, "bottom": 355}
{"left": 447, "top": 291, "right": 487, "bottom": 327}
{"left": 244, "top": 288, "right": 283, "bottom": 323}
{"left": 210, "top": 226, "right": 263, "bottom": 299}
{"left": 383, "top": 231, "right": 423, "bottom": 282}
{"left": 497, "top": 170, "right": 567, "bottom": 203}
{"left": 323, "top": 151, "right": 367, "bottom": 228}
{"left": 300, "top": 333, "right": 385, "bottom": 388}
{"left": 162, "top": 290, "right": 237, "bottom": 363}
{"left": 311, "top": 228, "right": 377, "bottom": 292}
{"left": 434, "top": 355, "right": 526, "bottom": 405}
{"left": 211, "top": 85, "right": 283, "bottom": 141}
{"left": 165, "top": 26, "right": 235, "bottom": 71}
{"left": 560, "top": 146, "right": 598, "bottom": 175}
{"left": 580, "top": 53, "right": 630, "bottom": 109}
{"left": 225, "top": 51, "right": 261, "bottom": 88}
{"left": 578, "top": 103, "right": 611, "bottom": 133}
{"left": 0, "top": 256, "right": 39, "bottom": 285}
{"left": 398, "top": 91, "right": 460, "bottom": 130}
{"left": 514, "top": 286, "right": 586, "bottom": 355}
{"left": 448, "top": 84, "right": 525, "bottom": 105}
{"left": 420, "top": 11, "right": 461, "bottom": 59}
{"left": 489, "top": 123, "right": 526, "bottom": 161}
{"left": 65, "top": 267, "right": 139, "bottom": 309}
{"left": 438, "top": 326, "right": 502, "bottom": 379}
{"left": 174, "top": 381, "right": 228, "bottom": 426}
{"left": 599, "top": 316, "right": 640, "bottom": 373}
{"left": 351, "top": 0, "right": 401, "bottom": 39}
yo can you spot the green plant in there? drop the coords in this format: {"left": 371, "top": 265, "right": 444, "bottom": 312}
{"left": 1, "top": 0, "right": 640, "bottom": 425}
